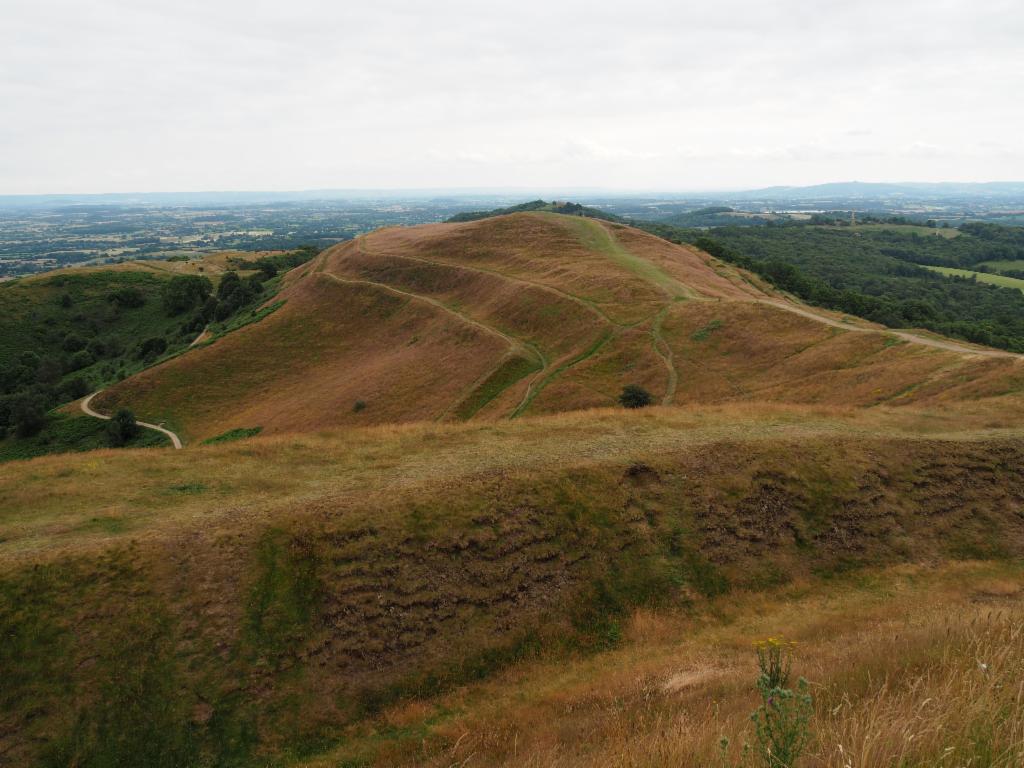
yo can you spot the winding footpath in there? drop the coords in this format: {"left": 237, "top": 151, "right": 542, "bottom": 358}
{"left": 760, "top": 300, "right": 1022, "bottom": 359}
{"left": 81, "top": 391, "right": 183, "bottom": 449}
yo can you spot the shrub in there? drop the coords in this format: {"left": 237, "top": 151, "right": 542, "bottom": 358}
{"left": 68, "top": 350, "right": 94, "bottom": 372}
{"left": 11, "top": 394, "right": 46, "bottom": 438}
{"left": 62, "top": 333, "right": 86, "bottom": 352}
{"left": 106, "top": 409, "right": 140, "bottom": 447}
{"left": 353, "top": 400, "right": 367, "bottom": 413}
{"left": 137, "top": 337, "right": 167, "bottom": 361}
{"left": 107, "top": 287, "right": 146, "bottom": 308}
{"left": 60, "top": 377, "right": 91, "bottom": 401}
{"left": 619, "top": 384, "right": 653, "bottom": 409}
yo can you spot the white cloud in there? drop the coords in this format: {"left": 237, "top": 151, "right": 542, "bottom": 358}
{"left": 1, "top": 0, "right": 1022, "bottom": 192}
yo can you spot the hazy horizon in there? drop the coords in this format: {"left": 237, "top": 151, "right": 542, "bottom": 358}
{"left": 4, "top": 0, "right": 1023, "bottom": 194}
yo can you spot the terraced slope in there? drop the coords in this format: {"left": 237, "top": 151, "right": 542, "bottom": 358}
{"left": 95, "top": 213, "right": 1024, "bottom": 442}
{"left": 2, "top": 408, "right": 1024, "bottom": 766}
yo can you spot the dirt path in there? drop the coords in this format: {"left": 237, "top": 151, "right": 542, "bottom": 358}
{"left": 81, "top": 391, "right": 183, "bottom": 449}
{"left": 760, "top": 300, "right": 1022, "bottom": 359}
{"left": 188, "top": 325, "right": 211, "bottom": 348}
{"left": 356, "top": 235, "right": 619, "bottom": 327}
{"left": 651, "top": 307, "right": 678, "bottom": 405}
{"left": 318, "top": 271, "right": 536, "bottom": 362}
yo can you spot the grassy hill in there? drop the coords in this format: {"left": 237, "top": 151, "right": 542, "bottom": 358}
{"left": 90, "top": 213, "right": 1024, "bottom": 444}
{"left": 5, "top": 215, "right": 1024, "bottom": 766}
{"left": 1, "top": 407, "right": 1023, "bottom": 766}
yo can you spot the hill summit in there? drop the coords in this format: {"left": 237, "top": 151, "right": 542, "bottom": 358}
{"left": 95, "top": 211, "right": 1024, "bottom": 443}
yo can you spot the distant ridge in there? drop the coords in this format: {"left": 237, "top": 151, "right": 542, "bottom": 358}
{"left": 731, "top": 181, "right": 1024, "bottom": 200}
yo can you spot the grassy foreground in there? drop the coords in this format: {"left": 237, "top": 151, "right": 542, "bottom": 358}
{"left": 1, "top": 406, "right": 1023, "bottom": 766}
{"left": 302, "top": 560, "right": 1024, "bottom": 767}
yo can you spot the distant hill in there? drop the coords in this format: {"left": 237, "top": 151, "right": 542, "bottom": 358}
{"left": 659, "top": 205, "right": 775, "bottom": 228}
{"left": 732, "top": 181, "right": 1024, "bottom": 200}
{"left": 446, "top": 199, "right": 621, "bottom": 223}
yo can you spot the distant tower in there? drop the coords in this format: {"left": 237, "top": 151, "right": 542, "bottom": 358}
{"left": 851, "top": 210, "right": 856, "bottom": 227}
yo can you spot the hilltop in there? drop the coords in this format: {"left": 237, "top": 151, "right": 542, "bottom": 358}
{"left": 91, "top": 211, "right": 1024, "bottom": 444}
{"left": 445, "top": 199, "right": 620, "bottom": 223}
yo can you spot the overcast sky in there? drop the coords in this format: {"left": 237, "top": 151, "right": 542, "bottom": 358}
{"left": 2, "top": 0, "right": 1022, "bottom": 194}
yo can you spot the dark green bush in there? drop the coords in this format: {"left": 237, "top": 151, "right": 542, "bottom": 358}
{"left": 106, "top": 409, "right": 140, "bottom": 447}
{"left": 618, "top": 385, "right": 653, "bottom": 409}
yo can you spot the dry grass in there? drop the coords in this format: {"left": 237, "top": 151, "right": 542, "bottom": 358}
{"left": 3, "top": 401, "right": 1024, "bottom": 766}
{"left": 85, "top": 214, "right": 1024, "bottom": 442}
{"left": 302, "top": 562, "right": 1024, "bottom": 767}
{"left": 4, "top": 402, "right": 1022, "bottom": 567}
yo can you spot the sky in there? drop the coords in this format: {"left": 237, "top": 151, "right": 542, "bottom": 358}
{"left": 2, "top": 0, "right": 1023, "bottom": 194}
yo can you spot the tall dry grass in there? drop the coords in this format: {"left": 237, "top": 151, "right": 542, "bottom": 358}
{"left": 305, "top": 565, "right": 1024, "bottom": 768}
{"left": 813, "top": 610, "right": 1024, "bottom": 767}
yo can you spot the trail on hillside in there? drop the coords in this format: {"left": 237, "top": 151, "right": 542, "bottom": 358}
{"left": 81, "top": 391, "right": 183, "bottom": 449}
{"left": 356, "top": 236, "right": 619, "bottom": 326}
{"left": 318, "top": 271, "right": 539, "bottom": 362}
{"left": 651, "top": 307, "right": 678, "bottom": 405}
{"left": 759, "top": 299, "right": 1022, "bottom": 359}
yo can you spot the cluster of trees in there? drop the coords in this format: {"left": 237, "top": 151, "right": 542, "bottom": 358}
{"left": 1, "top": 247, "right": 320, "bottom": 443}
{"left": 446, "top": 200, "right": 620, "bottom": 223}
{"left": 0, "top": 350, "right": 92, "bottom": 438}
{"left": 687, "top": 226, "right": 1024, "bottom": 352}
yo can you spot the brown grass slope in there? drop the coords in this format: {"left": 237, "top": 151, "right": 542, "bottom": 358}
{"left": 1, "top": 409, "right": 1023, "bottom": 765}
{"left": 95, "top": 213, "right": 1024, "bottom": 442}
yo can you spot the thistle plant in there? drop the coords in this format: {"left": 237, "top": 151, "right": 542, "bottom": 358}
{"left": 750, "top": 638, "right": 813, "bottom": 768}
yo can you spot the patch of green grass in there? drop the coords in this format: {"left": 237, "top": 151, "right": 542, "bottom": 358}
{"left": 512, "top": 330, "right": 613, "bottom": 418}
{"left": 975, "top": 259, "right": 1024, "bottom": 273}
{"left": 842, "top": 224, "right": 960, "bottom": 238}
{"left": 1, "top": 553, "right": 198, "bottom": 768}
{"left": 208, "top": 299, "right": 287, "bottom": 341}
{"left": 202, "top": 426, "right": 263, "bottom": 445}
{"left": 0, "top": 412, "right": 167, "bottom": 463}
{"left": 922, "top": 265, "right": 1024, "bottom": 294}
{"left": 454, "top": 355, "right": 541, "bottom": 420}
{"left": 168, "top": 481, "right": 207, "bottom": 494}
{"left": 557, "top": 215, "right": 693, "bottom": 299}
{"left": 246, "top": 530, "right": 321, "bottom": 657}
{"left": 691, "top": 318, "right": 724, "bottom": 342}
{"left": 74, "top": 516, "right": 129, "bottom": 535}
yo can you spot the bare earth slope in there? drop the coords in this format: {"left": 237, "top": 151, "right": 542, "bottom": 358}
{"left": 94, "top": 213, "right": 1024, "bottom": 442}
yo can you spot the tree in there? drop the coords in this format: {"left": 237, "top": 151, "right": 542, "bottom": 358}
{"left": 107, "top": 286, "right": 146, "bottom": 308}
{"left": 106, "top": 409, "right": 140, "bottom": 447}
{"left": 11, "top": 393, "right": 46, "bottom": 437}
{"left": 162, "top": 275, "right": 212, "bottom": 316}
{"left": 137, "top": 337, "right": 167, "bottom": 361}
{"left": 619, "top": 385, "right": 653, "bottom": 409}
{"left": 60, "top": 376, "right": 91, "bottom": 401}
